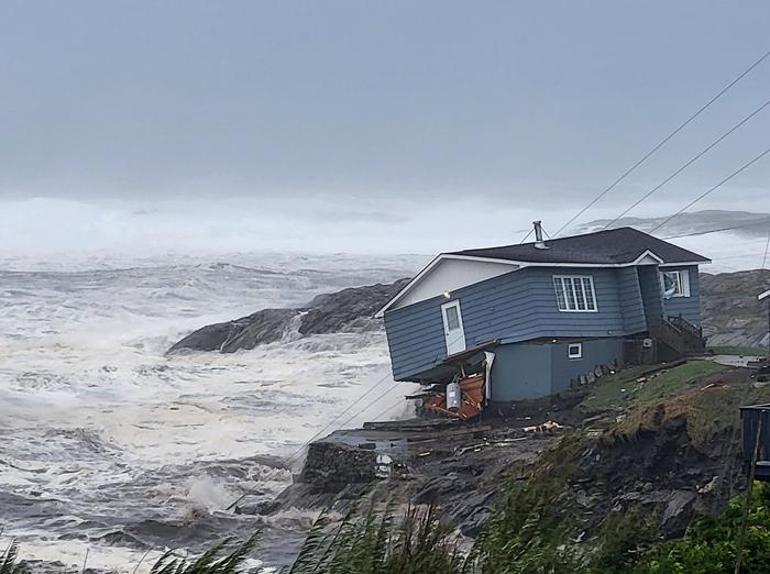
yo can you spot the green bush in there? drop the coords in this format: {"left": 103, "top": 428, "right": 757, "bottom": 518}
{"left": 288, "top": 502, "right": 469, "bottom": 574}
{"left": 633, "top": 483, "right": 770, "bottom": 574}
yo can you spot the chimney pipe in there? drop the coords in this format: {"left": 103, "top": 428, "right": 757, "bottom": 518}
{"left": 533, "top": 221, "right": 548, "bottom": 249}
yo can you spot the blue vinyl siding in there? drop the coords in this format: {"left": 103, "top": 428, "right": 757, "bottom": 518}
{"left": 662, "top": 265, "right": 701, "bottom": 326}
{"left": 386, "top": 266, "right": 644, "bottom": 381}
{"left": 616, "top": 267, "right": 647, "bottom": 333}
{"left": 637, "top": 266, "right": 664, "bottom": 323}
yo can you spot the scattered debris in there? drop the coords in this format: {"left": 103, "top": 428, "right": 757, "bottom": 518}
{"left": 523, "top": 420, "right": 564, "bottom": 433}
{"left": 698, "top": 476, "right": 719, "bottom": 494}
{"left": 421, "top": 373, "right": 486, "bottom": 420}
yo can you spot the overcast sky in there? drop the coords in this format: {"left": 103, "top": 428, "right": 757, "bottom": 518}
{"left": 1, "top": 1, "right": 769, "bottom": 256}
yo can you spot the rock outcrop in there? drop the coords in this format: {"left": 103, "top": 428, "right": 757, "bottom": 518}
{"left": 167, "top": 278, "right": 410, "bottom": 354}
{"left": 168, "top": 267, "right": 769, "bottom": 354}
{"left": 700, "top": 269, "right": 770, "bottom": 349}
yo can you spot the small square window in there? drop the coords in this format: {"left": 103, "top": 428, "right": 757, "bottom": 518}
{"left": 568, "top": 343, "right": 583, "bottom": 359}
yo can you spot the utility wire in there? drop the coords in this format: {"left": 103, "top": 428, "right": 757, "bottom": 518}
{"left": 762, "top": 226, "right": 770, "bottom": 269}
{"left": 368, "top": 400, "right": 406, "bottom": 423}
{"left": 519, "top": 228, "right": 534, "bottom": 244}
{"left": 553, "top": 48, "right": 770, "bottom": 237}
{"left": 284, "top": 370, "right": 393, "bottom": 463}
{"left": 601, "top": 97, "right": 770, "bottom": 230}
{"left": 650, "top": 146, "right": 770, "bottom": 234}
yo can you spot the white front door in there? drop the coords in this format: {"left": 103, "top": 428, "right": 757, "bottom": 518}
{"left": 441, "top": 300, "right": 466, "bottom": 355}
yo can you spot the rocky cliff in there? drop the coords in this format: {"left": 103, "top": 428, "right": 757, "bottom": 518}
{"left": 700, "top": 269, "right": 770, "bottom": 349}
{"left": 167, "top": 278, "right": 410, "bottom": 354}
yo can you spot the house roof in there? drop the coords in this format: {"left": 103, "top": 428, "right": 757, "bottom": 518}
{"left": 450, "top": 227, "right": 710, "bottom": 266}
{"left": 375, "top": 227, "right": 710, "bottom": 317}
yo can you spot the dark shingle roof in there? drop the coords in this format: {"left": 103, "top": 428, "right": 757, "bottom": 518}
{"left": 449, "top": 227, "right": 710, "bottom": 265}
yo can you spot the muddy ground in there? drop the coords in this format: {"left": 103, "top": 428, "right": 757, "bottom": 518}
{"left": 247, "top": 360, "right": 769, "bottom": 553}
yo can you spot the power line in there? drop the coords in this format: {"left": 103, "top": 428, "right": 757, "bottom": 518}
{"left": 553, "top": 48, "right": 770, "bottom": 237}
{"left": 284, "top": 370, "right": 393, "bottom": 463}
{"left": 650, "top": 146, "right": 770, "bottom": 234}
{"left": 762, "top": 227, "right": 770, "bottom": 269}
{"left": 368, "top": 399, "right": 406, "bottom": 423}
{"left": 601, "top": 97, "right": 770, "bottom": 230}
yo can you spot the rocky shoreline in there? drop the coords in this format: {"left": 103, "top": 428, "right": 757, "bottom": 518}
{"left": 167, "top": 278, "right": 410, "bottom": 354}
{"left": 158, "top": 268, "right": 770, "bottom": 567}
{"left": 168, "top": 269, "right": 770, "bottom": 355}
{"left": 237, "top": 361, "right": 761, "bottom": 558}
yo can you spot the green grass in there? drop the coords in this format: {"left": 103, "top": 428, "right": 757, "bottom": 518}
{"left": 0, "top": 534, "right": 260, "bottom": 574}
{"left": 288, "top": 503, "right": 470, "bottom": 574}
{"left": 632, "top": 482, "right": 770, "bottom": 574}
{"left": 580, "top": 360, "right": 728, "bottom": 416}
{"left": 708, "top": 345, "right": 767, "bottom": 356}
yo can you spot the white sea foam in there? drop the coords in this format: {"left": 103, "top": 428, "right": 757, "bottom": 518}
{"left": 0, "top": 252, "right": 422, "bottom": 570}
{"left": 0, "top": 223, "right": 760, "bottom": 569}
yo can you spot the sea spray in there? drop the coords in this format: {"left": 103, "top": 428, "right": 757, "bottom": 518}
{"left": 0, "top": 252, "right": 422, "bottom": 571}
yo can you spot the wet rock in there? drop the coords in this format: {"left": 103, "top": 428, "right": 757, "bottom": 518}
{"left": 167, "top": 278, "right": 410, "bottom": 354}
{"left": 299, "top": 281, "right": 410, "bottom": 336}
{"left": 660, "top": 490, "right": 697, "bottom": 538}
{"left": 299, "top": 441, "right": 378, "bottom": 492}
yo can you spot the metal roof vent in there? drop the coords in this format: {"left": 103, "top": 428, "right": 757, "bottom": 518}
{"left": 533, "top": 221, "right": 549, "bottom": 249}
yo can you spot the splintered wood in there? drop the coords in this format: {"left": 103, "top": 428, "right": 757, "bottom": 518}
{"left": 422, "top": 373, "right": 485, "bottom": 419}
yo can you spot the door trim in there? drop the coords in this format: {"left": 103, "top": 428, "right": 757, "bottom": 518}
{"left": 441, "top": 300, "right": 466, "bottom": 355}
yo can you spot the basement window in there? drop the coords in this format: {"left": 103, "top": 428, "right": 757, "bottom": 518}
{"left": 553, "top": 275, "right": 598, "bottom": 312}
{"left": 568, "top": 343, "right": 583, "bottom": 359}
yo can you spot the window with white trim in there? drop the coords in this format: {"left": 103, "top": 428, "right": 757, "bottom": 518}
{"left": 553, "top": 275, "right": 598, "bottom": 312}
{"left": 661, "top": 270, "right": 690, "bottom": 298}
{"left": 568, "top": 343, "right": 583, "bottom": 359}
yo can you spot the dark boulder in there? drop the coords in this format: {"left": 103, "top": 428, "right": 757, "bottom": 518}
{"left": 299, "top": 279, "right": 410, "bottom": 336}
{"left": 298, "top": 441, "right": 378, "bottom": 492}
{"left": 167, "top": 278, "right": 410, "bottom": 354}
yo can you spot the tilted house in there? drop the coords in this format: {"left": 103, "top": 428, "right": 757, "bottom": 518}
{"left": 376, "top": 225, "right": 710, "bottom": 402}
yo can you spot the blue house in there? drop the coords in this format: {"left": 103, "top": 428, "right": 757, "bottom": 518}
{"left": 376, "top": 224, "right": 710, "bottom": 402}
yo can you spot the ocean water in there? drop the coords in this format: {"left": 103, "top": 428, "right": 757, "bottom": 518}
{"left": 0, "top": 225, "right": 760, "bottom": 571}
{"left": 0, "top": 253, "right": 423, "bottom": 572}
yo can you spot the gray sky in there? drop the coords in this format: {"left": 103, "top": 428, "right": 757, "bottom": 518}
{"left": 1, "top": 1, "right": 769, "bottom": 255}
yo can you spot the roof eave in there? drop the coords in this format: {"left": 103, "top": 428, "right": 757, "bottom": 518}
{"left": 373, "top": 253, "right": 521, "bottom": 318}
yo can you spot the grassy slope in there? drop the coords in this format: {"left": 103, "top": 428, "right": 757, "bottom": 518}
{"left": 579, "top": 360, "right": 727, "bottom": 415}
{"left": 475, "top": 360, "right": 770, "bottom": 573}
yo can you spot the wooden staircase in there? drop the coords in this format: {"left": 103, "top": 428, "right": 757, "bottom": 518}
{"left": 649, "top": 315, "right": 706, "bottom": 357}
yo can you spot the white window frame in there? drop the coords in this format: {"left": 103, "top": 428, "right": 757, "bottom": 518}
{"left": 567, "top": 343, "right": 583, "bottom": 360}
{"left": 660, "top": 269, "right": 691, "bottom": 298}
{"left": 553, "top": 275, "right": 598, "bottom": 313}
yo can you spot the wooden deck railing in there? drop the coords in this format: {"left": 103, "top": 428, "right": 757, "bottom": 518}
{"left": 649, "top": 315, "right": 706, "bottom": 356}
